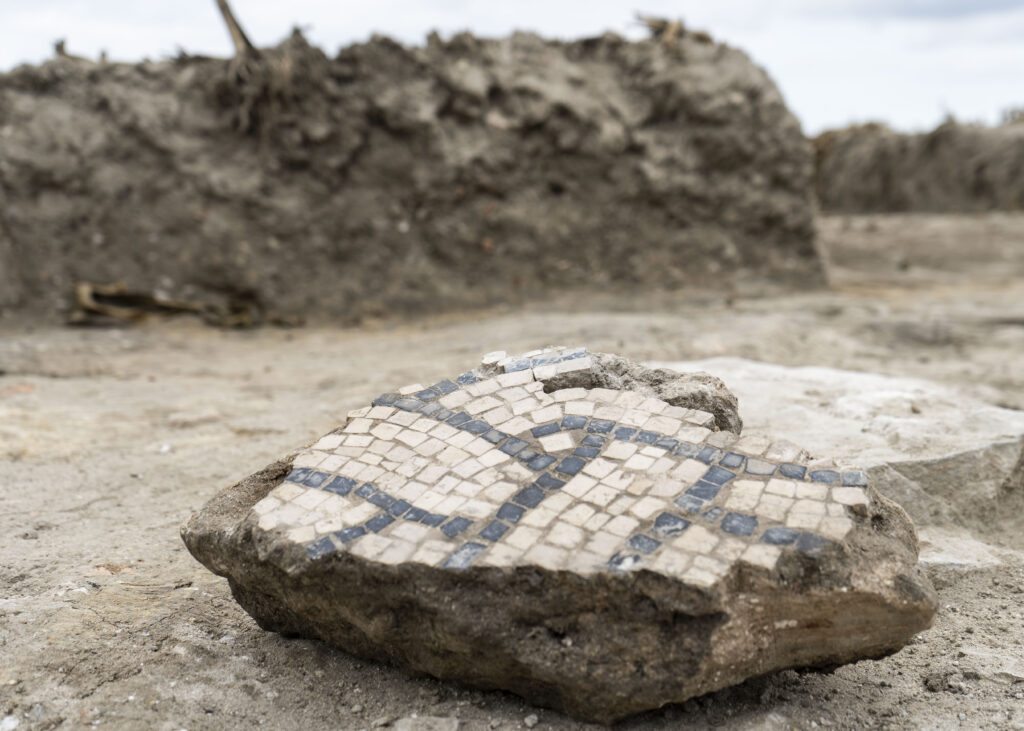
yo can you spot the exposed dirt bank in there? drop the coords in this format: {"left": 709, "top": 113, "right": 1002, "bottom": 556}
{"left": 814, "top": 121, "right": 1024, "bottom": 213}
{"left": 0, "top": 30, "right": 817, "bottom": 322}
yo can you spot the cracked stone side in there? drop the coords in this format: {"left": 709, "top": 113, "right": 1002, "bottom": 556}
{"left": 482, "top": 350, "right": 743, "bottom": 434}
{"left": 182, "top": 466, "right": 935, "bottom": 723}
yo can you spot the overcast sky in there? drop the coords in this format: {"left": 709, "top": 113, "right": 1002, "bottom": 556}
{"left": 4, "top": 0, "right": 1024, "bottom": 134}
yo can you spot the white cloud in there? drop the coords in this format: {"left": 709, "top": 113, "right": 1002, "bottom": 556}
{"left": 801, "top": 0, "right": 1024, "bottom": 19}
{"left": 2, "top": 0, "right": 1023, "bottom": 134}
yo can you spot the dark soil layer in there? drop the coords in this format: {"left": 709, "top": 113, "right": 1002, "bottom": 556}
{"left": 0, "top": 31, "right": 818, "bottom": 321}
{"left": 814, "top": 121, "right": 1024, "bottom": 213}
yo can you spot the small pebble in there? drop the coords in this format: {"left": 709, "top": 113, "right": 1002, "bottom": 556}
{"left": 524, "top": 714, "right": 539, "bottom": 728}
{"left": 351, "top": 704, "right": 364, "bottom": 714}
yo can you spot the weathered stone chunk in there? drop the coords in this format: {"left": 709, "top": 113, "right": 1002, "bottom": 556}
{"left": 181, "top": 347, "right": 937, "bottom": 723}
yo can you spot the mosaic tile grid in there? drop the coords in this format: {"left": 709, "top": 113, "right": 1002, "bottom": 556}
{"left": 253, "top": 347, "right": 870, "bottom": 587}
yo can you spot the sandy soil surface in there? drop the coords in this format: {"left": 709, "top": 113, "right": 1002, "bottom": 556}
{"left": 2, "top": 214, "right": 1024, "bottom": 730}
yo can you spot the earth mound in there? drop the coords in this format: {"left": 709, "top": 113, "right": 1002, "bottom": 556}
{"left": 814, "top": 120, "right": 1024, "bottom": 213}
{"left": 0, "top": 29, "right": 819, "bottom": 321}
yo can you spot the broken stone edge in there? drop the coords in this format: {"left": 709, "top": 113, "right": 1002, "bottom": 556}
{"left": 183, "top": 467, "right": 936, "bottom": 722}
{"left": 181, "top": 354, "right": 936, "bottom": 723}
{"left": 522, "top": 350, "right": 743, "bottom": 434}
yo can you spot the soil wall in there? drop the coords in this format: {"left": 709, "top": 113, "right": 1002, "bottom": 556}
{"left": 814, "top": 121, "right": 1024, "bottom": 213}
{"left": 0, "top": 31, "right": 819, "bottom": 322}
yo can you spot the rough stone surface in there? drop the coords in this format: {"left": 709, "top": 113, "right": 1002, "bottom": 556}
{"left": 0, "top": 30, "right": 819, "bottom": 321}
{"left": 393, "top": 717, "right": 460, "bottom": 731}
{"left": 541, "top": 351, "right": 743, "bottom": 434}
{"left": 657, "top": 357, "right": 1024, "bottom": 546}
{"left": 182, "top": 347, "right": 936, "bottom": 723}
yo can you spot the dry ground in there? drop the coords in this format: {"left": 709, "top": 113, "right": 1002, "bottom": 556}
{"left": 2, "top": 214, "right": 1023, "bottom": 730}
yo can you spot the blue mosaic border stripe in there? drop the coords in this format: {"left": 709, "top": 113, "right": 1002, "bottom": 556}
{"left": 290, "top": 357, "right": 866, "bottom": 567}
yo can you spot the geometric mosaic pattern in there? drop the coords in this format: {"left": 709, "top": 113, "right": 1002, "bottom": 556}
{"left": 252, "top": 347, "right": 870, "bottom": 587}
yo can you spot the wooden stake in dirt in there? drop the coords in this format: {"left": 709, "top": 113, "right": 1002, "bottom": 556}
{"left": 213, "top": 0, "right": 268, "bottom": 132}
{"left": 215, "top": 0, "right": 260, "bottom": 59}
